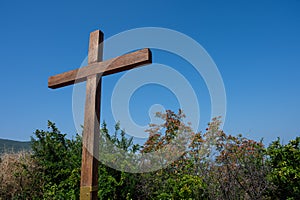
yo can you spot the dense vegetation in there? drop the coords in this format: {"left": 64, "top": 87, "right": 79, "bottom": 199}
{"left": 0, "top": 110, "right": 299, "bottom": 199}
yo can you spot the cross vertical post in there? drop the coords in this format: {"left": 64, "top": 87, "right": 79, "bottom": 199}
{"left": 80, "top": 30, "right": 103, "bottom": 200}
{"left": 48, "top": 29, "right": 152, "bottom": 200}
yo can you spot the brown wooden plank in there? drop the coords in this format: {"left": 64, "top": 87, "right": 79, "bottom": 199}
{"left": 80, "top": 30, "right": 102, "bottom": 200}
{"left": 48, "top": 48, "right": 152, "bottom": 89}
{"left": 88, "top": 30, "right": 103, "bottom": 64}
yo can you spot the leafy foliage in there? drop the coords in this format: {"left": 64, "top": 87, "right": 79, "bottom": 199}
{"left": 267, "top": 137, "right": 300, "bottom": 199}
{"left": 139, "top": 110, "right": 208, "bottom": 199}
{"left": 0, "top": 111, "right": 299, "bottom": 199}
{"left": 203, "top": 129, "right": 272, "bottom": 199}
{"left": 30, "top": 120, "right": 141, "bottom": 199}
{"left": 98, "top": 121, "right": 141, "bottom": 199}
{"left": 30, "top": 121, "right": 82, "bottom": 199}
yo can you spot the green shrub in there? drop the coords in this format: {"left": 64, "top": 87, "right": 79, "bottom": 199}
{"left": 267, "top": 137, "right": 300, "bottom": 199}
{"left": 31, "top": 120, "right": 82, "bottom": 199}
{"left": 1, "top": 111, "right": 299, "bottom": 199}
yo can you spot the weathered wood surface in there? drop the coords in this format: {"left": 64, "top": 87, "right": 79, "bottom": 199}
{"left": 48, "top": 29, "right": 152, "bottom": 200}
{"left": 80, "top": 30, "right": 102, "bottom": 200}
{"left": 48, "top": 48, "right": 152, "bottom": 89}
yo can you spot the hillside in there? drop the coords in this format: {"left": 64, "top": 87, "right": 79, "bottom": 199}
{"left": 0, "top": 138, "right": 31, "bottom": 154}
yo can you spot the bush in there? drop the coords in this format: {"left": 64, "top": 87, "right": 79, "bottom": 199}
{"left": 31, "top": 120, "right": 82, "bottom": 199}
{"left": 267, "top": 137, "right": 300, "bottom": 199}
{"left": 1, "top": 112, "right": 299, "bottom": 199}
{"left": 0, "top": 151, "right": 42, "bottom": 199}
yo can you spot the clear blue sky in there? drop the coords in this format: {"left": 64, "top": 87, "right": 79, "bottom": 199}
{"left": 0, "top": 0, "right": 299, "bottom": 146}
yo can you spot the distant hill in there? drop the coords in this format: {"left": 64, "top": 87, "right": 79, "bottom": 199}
{"left": 0, "top": 138, "right": 31, "bottom": 154}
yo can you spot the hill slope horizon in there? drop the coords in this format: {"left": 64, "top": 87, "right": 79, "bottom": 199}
{"left": 0, "top": 138, "right": 31, "bottom": 154}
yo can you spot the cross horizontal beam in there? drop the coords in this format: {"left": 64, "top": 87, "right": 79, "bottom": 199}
{"left": 48, "top": 48, "right": 152, "bottom": 89}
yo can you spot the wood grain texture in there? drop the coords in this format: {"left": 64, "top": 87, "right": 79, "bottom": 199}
{"left": 48, "top": 48, "right": 152, "bottom": 89}
{"left": 88, "top": 30, "right": 103, "bottom": 64}
{"left": 80, "top": 30, "right": 102, "bottom": 200}
{"left": 48, "top": 29, "right": 152, "bottom": 200}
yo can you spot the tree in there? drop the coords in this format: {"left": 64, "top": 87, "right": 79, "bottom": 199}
{"left": 139, "top": 110, "right": 207, "bottom": 199}
{"left": 30, "top": 120, "right": 142, "bottom": 200}
{"left": 98, "top": 121, "right": 141, "bottom": 199}
{"left": 31, "top": 121, "right": 82, "bottom": 199}
{"left": 195, "top": 117, "right": 273, "bottom": 200}
{"left": 2, "top": 111, "right": 299, "bottom": 199}
{"left": 267, "top": 137, "right": 300, "bottom": 199}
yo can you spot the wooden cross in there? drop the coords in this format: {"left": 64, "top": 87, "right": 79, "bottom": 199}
{"left": 48, "top": 30, "right": 152, "bottom": 200}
